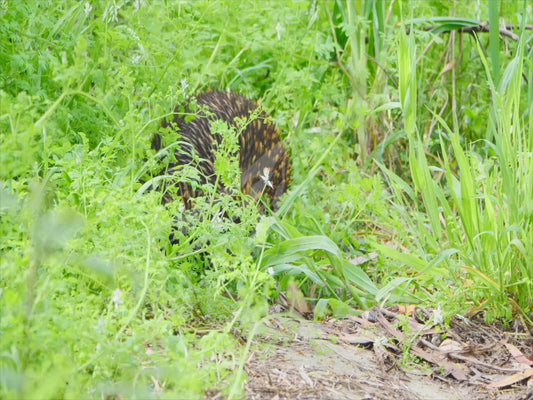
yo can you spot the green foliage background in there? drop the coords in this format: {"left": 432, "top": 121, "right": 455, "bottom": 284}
{"left": 1, "top": 0, "right": 531, "bottom": 398}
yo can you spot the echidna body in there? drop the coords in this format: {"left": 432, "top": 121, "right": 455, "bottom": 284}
{"left": 153, "top": 91, "right": 291, "bottom": 210}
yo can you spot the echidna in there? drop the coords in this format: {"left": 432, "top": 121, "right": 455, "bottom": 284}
{"left": 152, "top": 91, "right": 291, "bottom": 210}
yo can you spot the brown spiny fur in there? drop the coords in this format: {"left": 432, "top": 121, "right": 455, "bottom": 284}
{"left": 152, "top": 91, "right": 291, "bottom": 210}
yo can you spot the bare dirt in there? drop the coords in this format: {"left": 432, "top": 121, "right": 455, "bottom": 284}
{"left": 244, "top": 308, "right": 533, "bottom": 400}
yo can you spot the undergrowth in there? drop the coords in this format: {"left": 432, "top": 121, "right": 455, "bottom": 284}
{"left": 1, "top": 0, "right": 531, "bottom": 398}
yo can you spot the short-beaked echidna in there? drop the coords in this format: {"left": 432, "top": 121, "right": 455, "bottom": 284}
{"left": 152, "top": 91, "right": 291, "bottom": 210}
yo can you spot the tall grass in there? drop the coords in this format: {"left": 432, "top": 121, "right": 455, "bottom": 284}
{"left": 383, "top": 6, "right": 533, "bottom": 322}
{"left": 326, "top": 0, "right": 389, "bottom": 165}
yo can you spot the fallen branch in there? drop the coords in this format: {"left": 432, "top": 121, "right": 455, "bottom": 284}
{"left": 407, "top": 21, "right": 533, "bottom": 42}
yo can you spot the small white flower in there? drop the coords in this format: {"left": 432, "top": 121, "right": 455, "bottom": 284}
{"left": 261, "top": 167, "right": 274, "bottom": 189}
{"left": 211, "top": 210, "right": 225, "bottom": 230}
{"left": 112, "top": 288, "right": 124, "bottom": 310}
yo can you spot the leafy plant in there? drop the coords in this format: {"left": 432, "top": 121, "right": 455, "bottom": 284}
{"left": 381, "top": 1, "right": 532, "bottom": 322}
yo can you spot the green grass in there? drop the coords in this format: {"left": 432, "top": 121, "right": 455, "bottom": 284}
{"left": 1, "top": 0, "right": 531, "bottom": 398}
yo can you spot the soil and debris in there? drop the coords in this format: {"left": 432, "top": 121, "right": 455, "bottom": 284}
{"left": 243, "top": 307, "right": 533, "bottom": 400}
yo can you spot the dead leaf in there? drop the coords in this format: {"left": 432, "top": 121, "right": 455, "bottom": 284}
{"left": 349, "top": 252, "right": 378, "bottom": 266}
{"left": 503, "top": 341, "right": 533, "bottom": 367}
{"left": 487, "top": 368, "right": 533, "bottom": 389}
{"left": 439, "top": 61, "right": 456, "bottom": 76}
{"left": 286, "top": 282, "right": 311, "bottom": 315}
{"left": 338, "top": 332, "right": 376, "bottom": 347}
{"left": 397, "top": 304, "right": 416, "bottom": 316}
{"left": 439, "top": 339, "right": 463, "bottom": 353}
